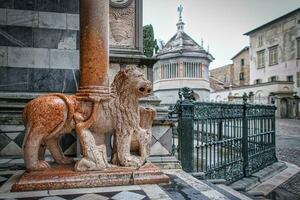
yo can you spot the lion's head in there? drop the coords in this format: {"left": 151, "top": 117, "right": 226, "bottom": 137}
{"left": 111, "top": 67, "right": 152, "bottom": 98}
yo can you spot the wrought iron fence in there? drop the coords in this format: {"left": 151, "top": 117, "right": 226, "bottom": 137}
{"left": 169, "top": 87, "right": 277, "bottom": 183}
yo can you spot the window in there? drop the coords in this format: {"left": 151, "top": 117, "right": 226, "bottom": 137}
{"left": 257, "top": 50, "right": 265, "bottom": 68}
{"left": 297, "top": 38, "right": 300, "bottom": 59}
{"left": 161, "top": 63, "right": 179, "bottom": 79}
{"left": 255, "top": 79, "right": 262, "bottom": 84}
{"left": 154, "top": 66, "right": 160, "bottom": 81}
{"left": 269, "top": 45, "right": 278, "bottom": 66}
{"left": 239, "top": 72, "right": 244, "bottom": 80}
{"left": 241, "top": 59, "right": 245, "bottom": 66}
{"left": 270, "top": 76, "right": 277, "bottom": 82}
{"left": 258, "top": 35, "right": 263, "bottom": 47}
{"left": 184, "top": 62, "right": 201, "bottom": 78}
{"left": 287, "top": 75, "right": 293, "bottom": 82}
{"left": 297, "top": 72, "right": 300, "bottom": 87}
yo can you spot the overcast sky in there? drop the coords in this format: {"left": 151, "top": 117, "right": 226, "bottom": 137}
{"left": 143, "top": 0, "right": 300, "bottom": 69}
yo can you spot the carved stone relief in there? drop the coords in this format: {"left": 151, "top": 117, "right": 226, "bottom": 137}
{"left": 109, "top": 0, "right": 135, "bottom": 48}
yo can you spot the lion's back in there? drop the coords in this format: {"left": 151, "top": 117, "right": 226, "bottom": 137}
{"left": 23, "top": 95, "right": 69, "bottom": 136}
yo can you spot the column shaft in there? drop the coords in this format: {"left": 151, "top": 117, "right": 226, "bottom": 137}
{"left": 79, "top": 0, "right": 109, "bottom": 89}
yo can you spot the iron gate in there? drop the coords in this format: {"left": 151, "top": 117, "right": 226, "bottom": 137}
{"left": 170, "top": 87, "right": 277, "bottom": 183}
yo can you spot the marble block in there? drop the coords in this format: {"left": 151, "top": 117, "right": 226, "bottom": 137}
{"left": 39, "top": 12, "right": 66, "bottom": 29}
{"left": 12, "top": 163, "right": 170, "bottom": 192}
{"left": 0, "top": 8, "right": 6, "bottom": 25}
{"left": 7, "top": 9, "right": 38, "bottom": 27}
{"left": 66, "top": 14, "right": 79, "bottom": 30}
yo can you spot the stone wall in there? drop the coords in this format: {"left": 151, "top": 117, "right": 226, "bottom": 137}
{"left": 210, "top": 48, "right": 250, "bottom": 88}
{"left": 210, "top": 81, "right": 299, "bottom": 118}
{"left": 248, "top": 10, "right": 300, "bottom": 96}
{"left": 232, "top": 48, "right": 250, "bottom": 86}
{"left": 210, "top": 64, "right": 233, "bottom": 87}
{"left": 0, "top": 0, "right": 141, "bottom": 93}
{"left": 153, "top": 57, "right": 211, "bottom": 104}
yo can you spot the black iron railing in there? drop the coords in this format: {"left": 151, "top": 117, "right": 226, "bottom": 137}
{"left": 169, "top": 87, "right": 277, "bottom": 183}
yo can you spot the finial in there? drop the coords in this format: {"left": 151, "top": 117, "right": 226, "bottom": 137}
{"left": 178, "top": 4, "right": 183, "bottom": 20}
{"left": 242, "top": 93, "right": 248, "bottom": 103}
{"left": 201, "top": 38, "right": 204, "bottom": 47}
{"left": 176, "top": 4, "right": 185, "bottom": 32}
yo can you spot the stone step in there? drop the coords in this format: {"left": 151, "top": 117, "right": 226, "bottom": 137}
{"left": 148, "top": 156, "right": 182, "bottom": 170}
{"left": 230, "top": 161, "right": 287, "bottom": 192}
{"left": 164, "top": 169, "right": 257, "bottom": 200}
{"left": 252, "top": 161, "right": 287, "bottom": 183}
{"left": 249, "top": 162, "right": 300, "bottom": 197}
{"left": 215, "top": 184, "right": 254, "bottom": 200}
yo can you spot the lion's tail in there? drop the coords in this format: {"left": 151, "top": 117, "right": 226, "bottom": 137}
{"left": 44, "top": 93, "right": 75, "bottom": 139}
{"left": 51, "top": 93, "right": 75, "bottom": 125}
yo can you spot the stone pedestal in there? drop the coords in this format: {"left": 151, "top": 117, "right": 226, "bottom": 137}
{"left": 12, "top": 163, "right": 169, "bottom": 192}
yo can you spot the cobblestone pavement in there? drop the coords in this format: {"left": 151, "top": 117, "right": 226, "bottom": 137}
{"left": 276, "top": 119, "right": 300, "bottom": 167}
{"left": 272, "top": 118, "right": 300, "bottom": 200}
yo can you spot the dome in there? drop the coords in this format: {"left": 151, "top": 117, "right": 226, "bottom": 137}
{"left": 156, "top": 12, "right": 214, "bottom": 61}
{"left": 153, "top": 5, "right": 214, "bottom": 105}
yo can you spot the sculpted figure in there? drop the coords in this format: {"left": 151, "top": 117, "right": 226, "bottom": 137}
{"left": 112, "top": 106, "right": 156, "bottom": 165}
{"left": 22, "top": 68, "right": 154, "bottom": 171}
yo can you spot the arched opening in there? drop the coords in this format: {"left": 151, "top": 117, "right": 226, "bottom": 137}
{"left": 193, "top": 93, "right": 200, "bottom": 101}
{"left": 283, "top": 86, "right": 290, "bottom": 91}
{"left": 280, "top": 98, "right": 288, "bottom": 118}
{"left": 255, "top": 90, "right": 264, "bottom": 104}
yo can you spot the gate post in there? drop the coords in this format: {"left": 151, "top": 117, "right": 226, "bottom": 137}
{"left": 242, "top": 93, "right": 249, "bottom": 177}
{"left": 178, "top": 88, "right": 195, "bottom": 172}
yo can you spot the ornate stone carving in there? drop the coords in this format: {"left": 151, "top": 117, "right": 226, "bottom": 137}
{"left": 109, "top": 0, "right": 135, "bottom": 47}
{"left": 22, "top": 68, "right": 155, "bottom": 172}
{"left": 110, "top": 0, "right": 134, "bottom": 8}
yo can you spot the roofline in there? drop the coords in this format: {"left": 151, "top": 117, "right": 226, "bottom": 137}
{"left": 209, "top": 76, "right": 225, "bottom": 84}
{"left": 231, "top": 46, "right": 249, "bottom": 60}
{"left": 156, "top": 49, "right": 215, "bottom": 60}
{"left": 157, "top": 31, "right": 215, "bottom": 59}
{"left": 244, "top": 8, "right": 300, "bottom": 36}
{"left": 210, "top": 63, "right": 233, "bottom": 71}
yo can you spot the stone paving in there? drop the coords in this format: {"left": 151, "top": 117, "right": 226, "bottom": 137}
{"left": 270, "top": 171, "right": 300, "bottom": 200}
{"left": 276, "top": 119, "right": 300, "bottom": 167}
{"left": 272, "top": 118, "right": 300, "bottom": 200}
{"left": 0, "top": 159, "right": 253, "bottom": 200}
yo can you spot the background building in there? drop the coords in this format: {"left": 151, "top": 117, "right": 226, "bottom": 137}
{"left": 210, "top": 46, "right": 250, "bottom": 88}
{"left": 231, "top": 46, "right": 250, "bottom": 86}
{"left": 210, "top": 64, "right": 233, "bottom": 88}
{"left": 210, "top": 8, "right": 300, "bottom": 118}
{"left": 153, "top": 8, "right": 214, "bottom": 104}
{"left": 245, "top": 8, "right": 300, "bottom": 96}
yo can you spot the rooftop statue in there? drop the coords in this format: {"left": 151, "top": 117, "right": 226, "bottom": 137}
{"left": 178, "top": 4, "right": 183, "bottom": 20}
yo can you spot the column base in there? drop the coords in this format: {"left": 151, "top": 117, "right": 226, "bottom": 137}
{"left": 12, "top": 163, "right": 170, "bottom": 192}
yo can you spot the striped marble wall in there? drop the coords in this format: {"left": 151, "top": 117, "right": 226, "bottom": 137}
{"left": 0, "top": 0, "right": 80, "bottom": 93}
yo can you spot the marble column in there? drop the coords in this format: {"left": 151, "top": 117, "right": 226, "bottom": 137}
{"left": 79, "top": 0, "right": 109, "bottom": 92}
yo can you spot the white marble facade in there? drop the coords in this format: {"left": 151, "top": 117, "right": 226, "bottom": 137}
{"left": 153, "top": 10, "right": 213, "bottom": 105}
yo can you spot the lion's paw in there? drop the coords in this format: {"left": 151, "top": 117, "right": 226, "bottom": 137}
{"left": 124, "top": 156, "right": 145, "bottom": 168}
{"left": 75, "top": 159, "right": 90, "bottom": 172}
{"left": 31, "top": 160, "right": 50, "bottom": 171}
